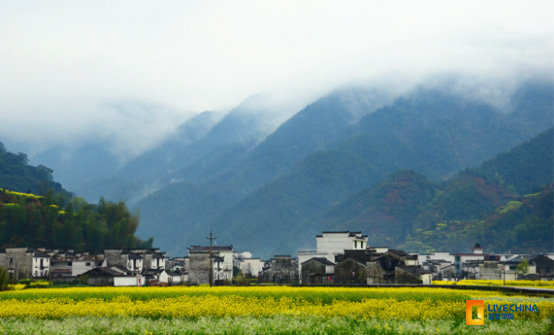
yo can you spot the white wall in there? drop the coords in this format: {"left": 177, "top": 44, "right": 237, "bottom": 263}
{"left": 114, "top": 276, "right": 139, "bottom": 287}
{"left": 239, "top": 258, "right": 263, "bottom": 277}
{"left": 421, "top": 274, "right": 432, "bottom": 285}
{"left": 218, "top": 250, "right": 234, "bottom": 280}
{"left": 418, "top": 252, "right": 455, "bottom": 264}
{"left": 297, "top": 251, "right": 327, "bottom": 284}
{"left": 158, "top": 271, "right": 169, "bottom": 284}
{"left": 317, "top": 232, "right": 366, "bottom": 255}
{"left": 72, "top": 260, "right": 94, "bottom": 277}
{"left": 32, "top": 257, "right": 50, "bottom": 277}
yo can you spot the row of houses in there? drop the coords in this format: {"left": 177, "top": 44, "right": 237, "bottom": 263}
{"left": 297, "top": 231, "right": 433, "bottom": 285}
{"left": 419, "top": 243, "right": 554, "bottom": 281}
{"left": 0, "top": 248, "right": 178, "bottom": 286}
{"left": 2, "top": 232, "right": 552, "bottom": 287}
{"left": 293, "top": 232, "right": 554, "bottom": 285}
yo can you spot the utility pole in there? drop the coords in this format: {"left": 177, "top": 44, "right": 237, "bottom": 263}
{"left": 206, "top": 231, "right": 216, "bottom": 287}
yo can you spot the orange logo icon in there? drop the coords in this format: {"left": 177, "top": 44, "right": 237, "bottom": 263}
{"left": 466, "top": 300, "right": 484, "bottom": 325}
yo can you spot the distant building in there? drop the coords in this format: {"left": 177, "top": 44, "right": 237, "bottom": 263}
{"left": 364, "top": 247, "right": 431, "bottom": 284}
{"left": 301, "top": 258, "right": 335, "bottom": 285}
{"left": 334, "top": 258, "right": 366, "bottom": 284}
{"left": 453, "top": 243, "right": 487, "bottom": 277}
{"left": 297, "top": 231, "right": 367, "bottom": 283}
{"left": 260, "top": 255, "right": 298, "bottom": 284}
{"left": 80, "top": 266, "right": 141, "bottom": 287}
{"left": 239, "top": 258, "right": 264, "bottom": 278}
{"left": 186, "top": 245, "right": 234, "bottom": 285}
{"left": 103, "top": 249, "right": 143, "bottom": 273}
{"left": 0, "top": 248, "right": 51, "bottom": 280}
{"left": 529, "top": 255, "right": 554, "bottom": 280}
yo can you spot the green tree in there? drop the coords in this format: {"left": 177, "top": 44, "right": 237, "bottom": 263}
{"left": 0, "top": 266, "right": 8, "bottom": 291}
{"left": 516, "top": 258, "right": 530, "bottom": 277}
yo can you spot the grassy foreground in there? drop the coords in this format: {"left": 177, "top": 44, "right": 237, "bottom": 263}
{"left": 0, "top": 316, "right": 553, "bottom": 335}
{"left": 0, "top": 286, "right": 552, "bottom": 334}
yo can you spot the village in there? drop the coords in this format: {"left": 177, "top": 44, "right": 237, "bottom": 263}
{"left": 0, "top": 231, "right": 552, "bottom": 287}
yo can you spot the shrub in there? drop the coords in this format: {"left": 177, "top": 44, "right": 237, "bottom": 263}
{"left": 0, "top": 267, "right": 8, "bottom": 291}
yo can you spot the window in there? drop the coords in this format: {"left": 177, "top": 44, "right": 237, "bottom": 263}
{"left": 68, "top": 262, "right": 72, "bottom": 266}
{"left": 354, "top": 241, "right": 357, "bottom": 248}
{"left": 86, "top": 262, "right": 91, "bottom": 266}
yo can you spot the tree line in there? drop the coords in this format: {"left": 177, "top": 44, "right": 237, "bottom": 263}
{"left": 0, "top": 188, "right": 153, "bottom": 253}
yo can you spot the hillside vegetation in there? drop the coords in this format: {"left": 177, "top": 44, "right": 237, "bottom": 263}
{"left": 212, "top": 85, "right": 553, "bottom": 257}
{"left": 24, "top": 80, "right": 554, "bottom": 258}
{"left": 0, "top": 143, "right": 152, "bottom": 252}
{"left": 0, "top": 143, "right": 65, "bottom": 196}
{"left": 0, "top": 189, "right": 152, "bottom": 252}
{"left": 324, "top": 128, "right": 554, "bottom": 254}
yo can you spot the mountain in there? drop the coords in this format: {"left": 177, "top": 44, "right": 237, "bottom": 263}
{"left": 320, "top": 128, "right": 554, "bottom": 254}
{"left": 321, "top": 170, "right": 437, "bottom": 241}
{"left": 134, "top": 88, "right": 391, "bottom": 255}
{"left": 69, "top": 110, "right": 224, "bottom": 203}
{"left": 30, "top": 139, "right": 121, "bottom": 200}
{"left": 471, "top": 128, "right": 554, "bottom": 195}
{"left": 0, "top": 142, "right": 66, "bottom": 196}
{"left": 73, "top": 95, "right": 298, "bottom": 204}
{"left": 210, "top": 82, "right": 553, "bottom": 257}
{"left": 23, "top": 79, "right": 553, "bottom": 258}
{"left": 0, "top": 143, "right": 152, "bottom": 252}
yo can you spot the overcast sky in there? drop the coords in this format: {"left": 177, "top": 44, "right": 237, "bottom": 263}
{"left": 0, "top": 0, "right": 552, "bottom": 157}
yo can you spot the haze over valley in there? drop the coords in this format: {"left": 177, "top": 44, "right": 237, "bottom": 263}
{"left": 1, "top": 1, "right": 552, "bottom": 258}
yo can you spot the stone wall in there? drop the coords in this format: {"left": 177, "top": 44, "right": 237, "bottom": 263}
{"left": 301, "top": 259, "right": 326, "bottom": 285}
{"left": 394, "top": 267, "right": 422, "bottom": 284}
{"left": 187, "top": 252, "right": 211, "bottom": 285}
{"left": 334, "top": 259, "right": 366, "bottom": 284}
{"left": 0, "top": 248, "right": 33, "bottom": 280}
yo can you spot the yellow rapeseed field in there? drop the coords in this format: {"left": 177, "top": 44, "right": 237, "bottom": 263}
{"left": 0, "top": 286, "right": 551, "bottom": 321}
{"left": 433, "top": 279, "right": 554, "bottom": 289}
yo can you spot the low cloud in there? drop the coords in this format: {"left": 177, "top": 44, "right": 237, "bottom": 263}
{"left": 0, "top": 1, "right": 551, "bottom": 157}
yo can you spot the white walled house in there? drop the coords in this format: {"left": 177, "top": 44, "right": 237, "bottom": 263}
{"left": 316, "top": 231, "right": 368, "bottom": 255}
{"left": 71, "top": 256, "right": 95, "bottom": 277}
{"left": 298, "top": 231, "right": 368, "bottom": 284}
{"left": 131, "top": 249, "right": 166, "bottom": 270}
{"left": 187, "top": 245, "right": 234, "bottom": 284}
{"left": 417, "top": 252, "right": 455, "bottom": 266}
{"left": 32, "top": 250, "right": 50, "bottom": 278}
{"left": 239, "top": 258, "right": 264, "bottom": 277}
{"left": 114, "top": 275, "right": 140, "bottom": 287}
{"left": 151, "top": 252, "right": 165, "bottom": 270}
{"left": 126, "top": 252, "right": 143, "bottom": 273}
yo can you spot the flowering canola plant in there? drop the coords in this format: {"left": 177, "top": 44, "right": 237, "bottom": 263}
{"left": 0, "top": 286, "right": 551, "bottom": 321}
{"left": 433, "top": 279, "right": 554, "bottom": 289}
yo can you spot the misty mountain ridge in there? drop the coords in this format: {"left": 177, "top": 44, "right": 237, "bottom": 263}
{"left": 316, "top": 127, "right": 554, "bottom": 254}
{"left": 133, "top": 80, "right": 552, "bottom": 257}
{"left": 213, "top": 81, "right": 552, "bottom": 257}
{"left": 25, "top": 78, "right": 553, "bottom": 257}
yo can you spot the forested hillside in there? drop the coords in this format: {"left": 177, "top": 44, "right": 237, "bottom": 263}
{"left": 24, "top": 80, "right": 554, "bottom": 258}
{"left": 0, "top": 189, "right": 152, "bottom": 252}
{"left": 0, "top": 142, "right": 65, "bottom": 196}
{"left": 322, "top": 128, "right": 554, "bottom": 254}
{"left": 213, "top": 84, "right": 553, "bottom": 257}
{"left": 472, "top": 128, "right": 554, "bottom": 194}
{"left": 135, "top": 88, "right": 389, "bottom": 255}
{"left": 0, "top": 143, "right": 152, "bottom": 252}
